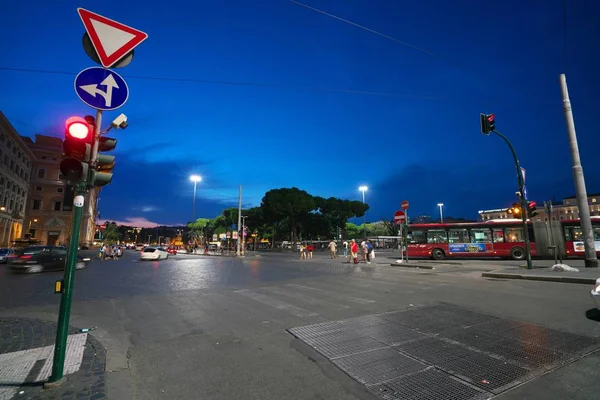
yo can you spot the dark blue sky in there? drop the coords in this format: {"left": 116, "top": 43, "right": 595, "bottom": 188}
{"left": 2, "top": 0, "right": 599, "bottom": 227}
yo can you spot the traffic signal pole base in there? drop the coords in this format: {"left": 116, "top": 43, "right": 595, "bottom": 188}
{"left": 44, "top": 377, "right": 67, "bottom": 389}
{"left": 584, "top": 258, "right": 599, "bottom": 268}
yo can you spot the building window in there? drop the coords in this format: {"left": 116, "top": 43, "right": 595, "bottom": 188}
{"left": 54, "top": 201, "right": 62, "bottom": 211}
{"left": 36, "top": 186, "right": 42, "bottom": 191}
{"left": 37, "top": 169, "right": 45, "bottom": 178}
{"left": 32, "top": 199, "right": 41, "bottom": 210}
{"left": 57, "top": 188, "right": 63, "bottom": 193}
{"left": 41, "top": 156, "right": 47, "bottom": 159}
{"left": 592, "top": 198, "right": 597, "bottom": 203}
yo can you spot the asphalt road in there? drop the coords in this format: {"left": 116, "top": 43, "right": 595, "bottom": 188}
{"left": 2, "top": 250, "right": 600, "bottom": 399}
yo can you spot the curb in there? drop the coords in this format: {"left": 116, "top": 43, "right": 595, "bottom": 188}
{"left": 482, "top": 272, "right": 596, "bottom": 285}
{"left": 390, "top": 263, "right": 435, "bottom": 270}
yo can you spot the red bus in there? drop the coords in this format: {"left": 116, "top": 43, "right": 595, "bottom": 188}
{"left": 405, "top": 218, "right": 600, "bottom": 261}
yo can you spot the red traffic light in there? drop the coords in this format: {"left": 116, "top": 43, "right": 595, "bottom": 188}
{"left": 65, "top": 116, "right": 92, "bottom": 140}
{"left": 487, "top": 114, "right": 495, "bottom": 122}
{"left": 528, "top": 201, "right": 537, "bottom": 209}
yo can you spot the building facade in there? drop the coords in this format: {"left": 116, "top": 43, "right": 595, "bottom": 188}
{"left": 22, "top": 135, "right": 99, "bottom": 246}
{"left": 0, "top": 112, "right": 35, "bottom": 247}
{"left": 479, "top": 194, "right": 600, "bottom": 222}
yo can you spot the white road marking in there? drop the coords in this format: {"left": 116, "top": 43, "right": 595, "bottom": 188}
{"left": 0, "top": 333, "right": 87, "bottom": 400}
{"left": 286, "top": 284, "right": 375, "bottom": 304}
{"left": 234, "top": 290, "right": 318, "bottom": 318}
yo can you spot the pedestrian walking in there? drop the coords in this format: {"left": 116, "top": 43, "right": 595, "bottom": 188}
{"left": 307, "top": 243, "right": 314, "bottom": 259}
{"left": 328, "top": 240, "right": 337, "bottom": 258}
{"left": 343, "top": 241, "right": 348, "bottom": 258}
{"left": 349, "top": 239, "right": 359, "bottom": 264}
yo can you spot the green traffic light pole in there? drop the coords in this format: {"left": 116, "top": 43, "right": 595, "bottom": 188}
{"left": 491, "top": 130, "right": 533, "bottom": 270}
{"left": 46, "top": 110, "right": 103, "bottom": 387}
{"left": 45, "top": 183, "right": 86, "bottom": 387}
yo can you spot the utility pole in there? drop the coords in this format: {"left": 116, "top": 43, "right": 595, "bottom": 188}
{"left": 236, "top": 185, "right": 242, "bottom": 256}
{"left": 559, "top": 74, "right": 598, "bottom": 268}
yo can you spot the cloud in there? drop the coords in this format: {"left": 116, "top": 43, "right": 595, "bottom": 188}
{"left": 98, "top": 217, "right": 160, "bottom": 228}
{"left": 97, "top": 154, "right": 240, "bottom": 225}
{"left": 366, "top": 162, "right": 585, "bottom": 222}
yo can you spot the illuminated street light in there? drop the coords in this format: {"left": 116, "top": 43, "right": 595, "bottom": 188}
{"left": 190, "top": 175, "right": 202, "bottom": 224}
{"left": 437, "top": 203, "right": 444, "bottom": 223}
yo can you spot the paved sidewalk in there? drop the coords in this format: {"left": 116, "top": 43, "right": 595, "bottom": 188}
{"left": 0, "top": 318, "right": 106, "bottom": 400}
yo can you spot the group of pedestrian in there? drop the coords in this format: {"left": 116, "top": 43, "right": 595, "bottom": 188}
{"left": 98, "top": 244, "right": 123, "bottom": 260}
{"left": 343, "top": 239, "right": 375, "bottom": 264}
{"left": 299, "top": 243, "right": 314, "bottom": 259}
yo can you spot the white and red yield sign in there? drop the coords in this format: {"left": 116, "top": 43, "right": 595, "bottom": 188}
{"left": 394, "top": 210, "right": 406, "bottom": 225}
{"left": 77, "top": 8, "right": 148, "bottom": 68}
{"left": 401, "top": 200, "right": 409, "bottom": 210}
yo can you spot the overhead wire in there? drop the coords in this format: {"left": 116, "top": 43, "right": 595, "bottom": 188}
{"left": 287, "top": 0, "right": 437, "bottom": 57}
{"left": 0, "top": 66, "right": 440, "bottom": 100}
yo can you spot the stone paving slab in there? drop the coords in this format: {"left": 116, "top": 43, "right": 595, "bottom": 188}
{"left": 0, "top": 318, "right": 106, "bottom": 400}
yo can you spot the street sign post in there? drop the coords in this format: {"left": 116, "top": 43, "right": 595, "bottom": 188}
{"left": 77, "top": 8, "right": 148, "bottom": 68}
{"left": 401, "top": 200, "right": 409, "bottom": 210}
{"left": 394, "top": 210, "right": 406, "bottom": 225}
{"left": 75, "top": 67, "right": 129, "bottom": 111}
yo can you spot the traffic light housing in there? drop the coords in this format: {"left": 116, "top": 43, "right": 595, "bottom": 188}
{"left": 480, "top": 113, "right": 496, "bottom": 135}
{"left": 89, "top": 136, "right": 117, "bottom": 187}
{"left": 527, "top": 201, "right": 538, "bottom": 218}
{"left": 60, "top": 116, "right": 94, "bottom": 184}
{"left": 507, "top": 202, "right": 521, "bottom": 215}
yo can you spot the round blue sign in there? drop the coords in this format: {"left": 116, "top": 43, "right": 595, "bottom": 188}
{"left": 74, "top": 67, "right": 129, "bottom": 111}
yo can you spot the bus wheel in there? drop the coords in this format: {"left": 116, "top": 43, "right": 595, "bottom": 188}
{"left": 431, "top": 248, "right": 445, "bottom": 260}
{"left": 510, "top": 246, "right": 526, "bottom": 260}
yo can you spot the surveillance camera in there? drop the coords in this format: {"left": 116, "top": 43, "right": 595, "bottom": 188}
{"left": 111, "top": 113, "right": 128, "bottom": 129}
{"left": 515, "top": 191, "right": 522, "bottom": 197}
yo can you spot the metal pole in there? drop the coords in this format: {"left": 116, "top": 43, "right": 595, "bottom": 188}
{"left": 559, "top": 73, "right": 597, "bottom": 267}
{"left": 492, "top": 130, "right": 533, "bottom": 269}
{"left": 46, "top": 184, "right": 85, "bottom": 386}
{"left": 362, "top": 191, "right": 367, "bottom": 239}
{"left": 192, "top": 180, "right": 197, "bottom": 223}
{"left": 236, "top": 185, "right": 242, "bottom": 256}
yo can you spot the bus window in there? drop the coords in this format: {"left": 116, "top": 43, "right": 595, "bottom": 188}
{"left": 504, "top": 227, "right": 524, "bottom": 242}
{"left": 470, "top": 229, "right": 492, "bottom": 244}
{"left": 595, "top": 227, "right": 600, "bottom": 241}
{"left": 492, "top": 228, "right": 504, "bottom": 243}
{"left": 407, "top": 230, "right": 426, "bottom": 244}
{"left": 564, "top": 226, "right": 583, "bottom": 241}
{"left": 427, "top": 230, "right": 448, "bottom": 244}
{"left": 448, "top": 229, "right": 469, "bottom": 243}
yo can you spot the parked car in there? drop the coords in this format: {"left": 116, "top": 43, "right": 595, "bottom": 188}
{"left": 0, "top": 248, "right": 15, "bottom": 263}
{"left": 591, "top": 278, "right": 600, "bottom": 310}
{"left": 140, "top": 247, "right": 169, "bottom": 261}
{"left": 10, "top": 245, "right": 90, "bottom": 273}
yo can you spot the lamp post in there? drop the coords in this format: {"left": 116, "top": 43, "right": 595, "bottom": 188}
{"left": 359, "top": 186, "right": 368, "bottom": 239}
{"left": 437, "top": 203, "right": 444, "bottom": 223}
{"left": 241, "top": 215, "right": 248, "bottom": 256}
{"left": 190, "top": 175, "right": 202, "bottom": 224}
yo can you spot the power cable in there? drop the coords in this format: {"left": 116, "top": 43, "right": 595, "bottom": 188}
{"left": 288, "top": 0, "right": 437, "bottom": 57}
{"left": 0, "top": 66, "right": 440, "bottom": 100}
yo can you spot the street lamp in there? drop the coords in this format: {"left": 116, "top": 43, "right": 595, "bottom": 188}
{"left": 0, "top": 206, "right": 6, "bottom": 212}
{"left": 437, "top": 203, "right": 444, "bottom": 223}
{"left": 28, "top": 218, "right": 38, "bottom": 232}
{"left": 359, "top": 186, "right": 368, "bottom": 238}
{"left": 190, "top": 175, "right": 202, "bottom": 224}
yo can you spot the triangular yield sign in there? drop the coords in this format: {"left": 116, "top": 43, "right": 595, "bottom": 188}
{"left": 78, "top": 8, "right": 148, "bottom": 68}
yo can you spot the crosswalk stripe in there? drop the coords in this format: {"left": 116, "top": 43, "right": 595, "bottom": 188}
{"left": 260, "top": 286, "right": 350, "bottom": 309}
{"left": 234, "top": 289, "right": 318, "bottom": 318}
{"left": 286, "top": 284, "right": 375, "bottom": 304}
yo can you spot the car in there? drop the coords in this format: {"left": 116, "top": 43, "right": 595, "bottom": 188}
{"left": 591, "top": 278, "right": 600, "bottom": 309}
{"left": 0, "top": 248, "right": 15, "bottom": 263}
{"left": 10, "top": 245, "right": 90, "bottom": 274}
{"left": 166, "top": 247, "right": 178, "bottom": 255}
{"left": 140, "top": 247, "right": 169, "bottom": 261}
{"left": 135, "top": 244, "right": 145, "bottom": 251}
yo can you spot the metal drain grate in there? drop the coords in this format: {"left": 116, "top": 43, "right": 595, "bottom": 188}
{"left": 333, "top": 348, "right": 427, "bottom": 385}
{"left": 371, "top": 368, "right": 491, "bottom": 400}
{"left": 289, "top": 304, "right": 600, "bottom": 399}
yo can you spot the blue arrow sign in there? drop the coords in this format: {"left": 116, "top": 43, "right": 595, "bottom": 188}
{"left": 74, "top": 67, "right": 129, "bottom": 111}
{"left": 523, "top": 186, "right": 529, "bottom": 201}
